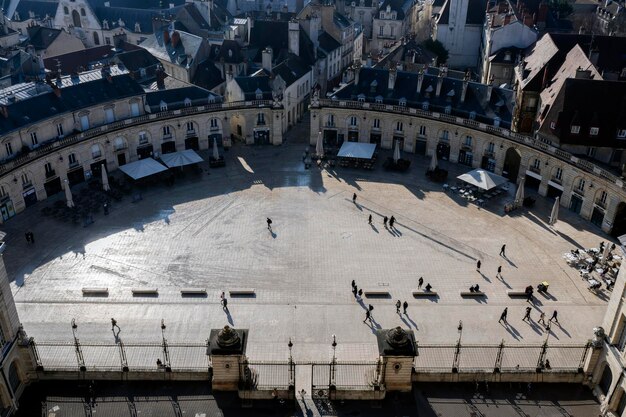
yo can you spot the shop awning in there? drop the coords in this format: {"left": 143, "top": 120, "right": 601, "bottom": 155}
{"left": 119, "top": 158, "right": 168, "bottom": 180}
{"left": 457, "top": 168, "right": 508, "bottom": 191}
{"left": 160, "top": 149, "right": 204, "bottom": 168}
{"left": 337, "top": 142, "right": 377, "bottom": 160}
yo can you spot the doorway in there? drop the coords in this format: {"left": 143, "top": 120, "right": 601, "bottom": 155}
{"left": 436, "top": 143, "right": 450, "bottom": 161}
{"left": 117, "top": 153, "right": 127, "bottom": 166}
{"left": 569, "top": 194, "right": 583, "bottom": 215}
{"left": 503, "top": 147, "right": 521, "bottom": 180}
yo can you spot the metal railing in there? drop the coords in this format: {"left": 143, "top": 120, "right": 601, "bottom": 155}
{"left": 0, "top": 100, "right": 274, "bottom": 177}
{"left": 317, "top": 99, "right": 626, "bottom": 191}
{"left": 240, "top": 361, "right": 294, "bottom": 390}
{"left": 312, "top": 361, "right": 382, "bottom": 391}
{"left": 414, "top": 342, "right": 590, "bottom": 373}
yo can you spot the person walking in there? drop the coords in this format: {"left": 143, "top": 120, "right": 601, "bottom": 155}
{"left": 403, "top": 301, "right": 408, "bottom": 314}
{"left": 476, "top": 260, "right": 481, "bottom": 272}
{"left": 24, "top": 232, "right": 31, "bottom": 244}
{"left": 500, "top": 244, "right": 506, "bottom": 257}
{"left": 29, "top": 231, "right": 34, "bottom": 244}
{"left": 550, "top": 310, "right": 559, "bottom": 324}
{"left": 538, "top": 312, "right": 546, "bottom": 326}
{"left": 358, "top": 288, "right": 363, "bottom": 298}
{"left": 496, "top": 266, "right": 502, "bottom": 278}
{"left": 396, "top": 300, "right": 401, "bottom": 313}
{"left": 383, "top": 216, "right": 388, "bottom": 227}
{"left": 364, "top": 310, "right": 371, "bottom": 323}
{"left": 220, "top": 291, "right": 225, "bottom": 305}
{"left": 266, "top": 218, "right": 273, "bottom": 230}
{"left": 368, "top": 214, "right": 372, "bottom": 225}
{"left": 351, "top": 280, "right": 356, "bottom": 289}
{"left": 111, "top": 318, "right": 119, "bottom": 331}
{"left": 222, "top": 298, "right": 228, "bottom": 310}
{"left": 499, "top": 307, "right": 508, "bottom": 324}
{"left": 526, "top": 288, "right": 533, "bottom": 303}
{"left": 352, "top": 286, "right": 358, "bottom": 297}
{"left": 352, "top": 193, "right": 357, "bottom": 203}
{"left": 389, "top": 216, "right": 396, "bottom": 228}
{"left": 523, "top": 306, "right": 531, "bottom": 321}
{"left": 369, "top": 304, "right": 374, "bottom": 312}
{"left": 418, "top": 277, "right": 424, "bottom": 289}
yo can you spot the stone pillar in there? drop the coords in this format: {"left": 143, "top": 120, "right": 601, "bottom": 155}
{"left": 584, "top": 327, "right": 605, "bottom": 383}
{"left": 208, "top": 325, "right": 248, "bottom": 391}
{"left": 271, "top": 109, "right": 284, "bottom": 145}
{"left": 375, "top": 327, "right": 416, "bottom": 392}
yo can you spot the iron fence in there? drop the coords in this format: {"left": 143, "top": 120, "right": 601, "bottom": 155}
{"left": 312, "top": 361, "right": 381, "bottom": 391}
{"left": 240, "top": 361, "right": 294, "bottom": 390}
{"left": 414, "top": 343, "right": 590, "bottom": 373}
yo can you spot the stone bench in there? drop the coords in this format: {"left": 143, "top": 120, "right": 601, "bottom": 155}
{"left": 82, "top": 287, "right": 109, "bottom": 296}
{"left": 460, "top": 291, "right": 485, "bottom": 297}
{"left": 132, "top": 288, "right": 158, "bottom": 296}
{"left": 363, "top": 289, "right": 391, "bottom": 297}
{"left": 229, "top": 288, "right": 256, "bottom": 296}
{"left": 180, "top": 288, "right": 207, "bottom": 296}
{"left": 412, "top": 290, "right": 438, "bottom": 297}
{"left": 506, "top": 290, "right": 529, "bottom": 297}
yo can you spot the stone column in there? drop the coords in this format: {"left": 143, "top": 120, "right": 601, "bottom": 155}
{"left": 584, "top": 327, "right": 605, "bottom": 382}
{"left": 375, "top": 327, "right": 416, "bottom": 392}
{"left": 208, "top": 326, "right": 248, "bottom": 391}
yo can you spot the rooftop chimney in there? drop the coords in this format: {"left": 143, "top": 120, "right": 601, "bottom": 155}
{"left": 163, "top": 30, "right": 170, "bottom": 44}
{"left": 461, "top": 71, "right": 470, "bottom": 103}
{"left": 171, "top": 31, "right": 181, "bottom": 48}
{"left": 354, "top": 61, "right": 362, "bottom": 85}
{"left": 388, "top": 67, "right": 397, "bottom": 90}
{"left": 262, "top": 47, "right": 273, "bottom": 72}
{"left": 575, "top": 67, "right": 591, "bottom": 79}
{"left": 288, "top": 20, "right": 299, "bottom": 56}
{"left": 417, "top": 68, "right": 424, "bottom": 93}
{"left": 435, "top": 69, "right": 444, "bottom": 97}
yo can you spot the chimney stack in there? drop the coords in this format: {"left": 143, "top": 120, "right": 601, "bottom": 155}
{"left": 486, "top": 75, "right": 494, "bottom": 102}
{"left": 171, "top": 31, "right": 181, "bottom": 47}
{"left": 262, "top": 47, "right": 273, "bottom": 72}
{"left": 461, "top": 70, "right": 470, "bottom": 103}
{"left": 354, "top": 61, "right": 362, "bottom": 85}
{"left": 435, "top": 69, "right": 444, "bottom": 97}
{"left": 163, "top": 30, "right": 170, "bottom": 44}
{"left": 575, "top": 67, "right": 591, "bottom": 79}
{"left": 417, "top": 68, "right": 424, "bottom": 93}
{"left": 288, "top": 20, "right": 300, "bottom": 56}
{"left": 388, "top": 67, "right": 397, "bottom": 90}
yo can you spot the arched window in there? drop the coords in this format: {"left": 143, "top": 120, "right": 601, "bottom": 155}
{"left": 80, "top": 8, "right": 86, "bottom": 16}
{"left": 72, "top": 10, "right": 81, "bottom": 27}
{"left": 63, "top": 6, "right": 69, "bottom": 14}
{"left": 91, "top": 144, "right": 102, "bottom": 159}
{"left": 93, "top": 32, "right": 100, "bottom": 45}
{"left": 8, "top": 362, "right": 20, "bottom": 394}
{"left": 114, "top": 137, "right": 126, "bottom": 150}
{"left": 210, "top": 118, "right": 219, "bottom": 129}
{"left": 464, "top": 135, "right": 472, "bottom": 147}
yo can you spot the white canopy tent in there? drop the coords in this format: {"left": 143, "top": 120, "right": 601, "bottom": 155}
{"left": 160, "top": 149, "right": 204, "bottom": 168}
{"left": 119, "top": 158, "right": 168, "bottom": 180}
{"left": 337, "top": 142, "right": 377, "bottom": 160}
{"left": 457, "top": 168, "right": 508, "bottom": 191}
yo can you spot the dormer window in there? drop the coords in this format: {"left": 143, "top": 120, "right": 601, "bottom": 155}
{"left": 618, "top": 129, "right": 626, "bottom": 139}
{"left": 399, "top": 97, "right": 406, "bottom": 107}
{"left": 135, "top": 22, "right": 141, "bottom": 32}
{"left": 103, "top": 19, "right": 109, "bottom": 29}
{"left": 590, "top": 127, "right": 599, "bottom": 136}
{"left": 494, "top": 117, "right": 501, "bottom": 127}
{"left": 159, "top": 100, "right": 167, "bottom": 111}
{"left": 370, "top": 80, "right": 378, "bottom": 93}
{"left": 357, "top": 94, "right": 365, "bottom": 102}
{"left": 571, "top": 125, "right": 580, "bottom": 134}
{"left": 469, "top": 111, "right": 476, "bottom": 120}
{"left": 444, "top": 105, "right": 451, "bottom": 114}
{"left": 422, "top": 101, "right": 429, "bottom": 111}
{"left": 255, "top": 88, "right": 263, "bottom": 100}
{"left": 375, "top": 95, "right": 383, "bottom": 104}
{"left": 183, "top": 98, "right": 192, "bottom": 107}
{"left": 208, "top": 95, "right": 216, "bottom": 103}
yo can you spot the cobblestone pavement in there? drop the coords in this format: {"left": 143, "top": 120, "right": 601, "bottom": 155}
{"left": 0, "top": 122, "right": 612, "bottom": 362}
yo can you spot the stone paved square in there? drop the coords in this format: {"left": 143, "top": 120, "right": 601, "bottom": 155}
{"left": 1, "top": 134, "right": 611, "bottom": 362}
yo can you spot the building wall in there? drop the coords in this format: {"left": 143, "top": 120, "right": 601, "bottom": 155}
{"left": 436, "top": 23, "right": 482, "bottom": 69}
{"left": 41, "top": 30, "right": 86, "bottom": 58}
{"left": 310, "top": 99, "right": 626, "bottom": 233}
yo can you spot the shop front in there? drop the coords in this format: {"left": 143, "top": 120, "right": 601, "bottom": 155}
{"left": 481, "top": 156, "right": 496, "bottom": 172}
{"left": 525, "top": 170, "right": 542, "bottom": 191}
{"left": 347, "top": 130, "right": 359, "bottom": 142}
{"left": 458, "top": 149, "right": 473, "bottom": 166}
{"left": 323, "top": 129, "right": 340, "bottom": 147}
{"left": 370, "top": 133, "right": 382, "bottom": 147}
{"left": 161, "top": 141, "right": 176, "bottom": 154}
{"left": 137, "top": 144, "right": 153, "bottom": 160}
{"left": 67, "top": 167, "right": 85, "bottom": 186}
{"left": 414, "top": 139, "right": 427, "bottom": 155}
{"left": 185, "top": 136, "right": 200, "bottom": 151}
{"left": 0, "top": 197, "right": 15, "bottom": 221}
{"left": 436, "top": 142, "right": 450, "bottom": 160}
{"left": 569, "top": 193, "right": 584, "bottom": 214}
{"left": 254, "top": 128, "right": 270, "bottom": 145}
{"left": 44, "top": 177, "right": 62, "bottom": 197}
{"left": 22, "top": 187, "right": 37, "bottom": 207}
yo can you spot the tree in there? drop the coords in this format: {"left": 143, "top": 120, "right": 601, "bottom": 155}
{"left": 548, "top": 0, "right": 573, "bottom": 18}
{"left": 422, "top": 39, "right": 449, "bottom": 64}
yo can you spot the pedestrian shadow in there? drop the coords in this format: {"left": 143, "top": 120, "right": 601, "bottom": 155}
{"left": 499, "top": 277, "right": 512, "bottom": 288}
{"left": 502, "top": 256, "right": 518, "bottom": 268}
{"left": 554, "top": 322, "right": 571, "bottom": 338}
{"left": 268, "top": 230, "right": 277, "bottom": 239}
{"left": 350, "top": 201, "right": 363, "bottom": 211}
{"left": 391, "top": 226, "right": 403, "bottom": 236}
{"left": 546, "top": 326, "right": 560, "bottom": 340}
{"left": 404, "top": 313, "right": 418, "bottom": 330}
{"left": 388, "top": 228, "right": 400, "bottom": 237}
{"left": 538, "top": 291, "right": 557, "bottom": 301}
{"left": 502, "top": 323, "right": 522, "bottom": 340}
{"left": 479, "top": 272, "right": 491, "bottom": 282}
{"left": 530, "top": 297, "right": 543, "bottom": 307}
{"left": 224, "top": 307, "right": 234, "bottom": 326}
{"left": 357, "top": 298, "right": 366, "bottom": 309}
{"left": 527, "top": 319, "right": 543, "bottom": 335}
{"left": 369, "top": 223, "right": 379, "bottom": 234}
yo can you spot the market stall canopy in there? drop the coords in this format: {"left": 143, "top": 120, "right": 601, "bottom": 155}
{"left": 119, "top": 158, "right": 168, "bottom": 180}
{"left": 457, "top": 168, "right": 508, "bottom": 191}
{"left": 337, "top": 142, "right": 377, "bottom": 160}
{"left": 160, "top": 149, "right": 204, "bottom": 168}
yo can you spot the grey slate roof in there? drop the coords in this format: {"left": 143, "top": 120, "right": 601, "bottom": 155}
{"left": 140, "top": 28, "right": 203, "bottom": 68}
{"left": 13, "top": 0, "right": 58, "bottom": 21}
{"left": 271, "top": 55, "right": 310, "bottom": 87}
{"left": 145, "top": 85, "right": 220, "bottom": 111}
{"left": 192, "top": 60, "right": 225, "bottom": 91}
{"left": 318, "top": 31, "right": 341, "bottom": 53}
{"left": 334, "top": 67, "right": 514, "bottom": 127}
{"left": 87, "top": 0, "right": 185, "bottom": 9}
{"left": 0, "top": 74, "right": 144, "bottom": 136}
{"left": 92, "top": 5, "right": 183, "bottom": 34}
{"left": 234, "top": 76, "right": 273, "bottom": 100}
{"left": 550, "top": 79, "right": 626, "bottom": 147}
{"left": 23, "top": 26, "right": 62, "bottom": 50}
